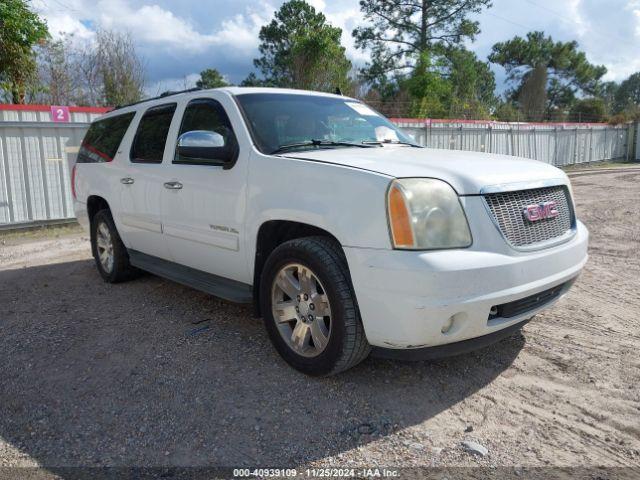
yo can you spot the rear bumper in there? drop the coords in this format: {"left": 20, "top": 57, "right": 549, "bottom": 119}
{"left": 343, "top": 220, "right": 588, "bottom": 350}
{"left": 73, "top": 199, "right": 90, "bottom": 233}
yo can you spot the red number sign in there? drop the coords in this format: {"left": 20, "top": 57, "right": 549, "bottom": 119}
{"left": 50, "top": 106, "right": 70, "bottom": 122}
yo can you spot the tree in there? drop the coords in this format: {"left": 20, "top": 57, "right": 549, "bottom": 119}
{"left": 35, "top": 35, "right": 77, "bottom": 105}
{"left": 570, "top": 98, "right": 606, "bottom": 122}
{"left": 93, "top": 29, "right": 145, "bottom": 106}
{"left": 517, "top": 64, "right": 548, "bottom": 121}
{"left": 56, "top": 29, "right": 145, "bottom": 106}
{"left": 494, "top": 101, "right": 520, "bottom": 122}
{"left": 252, "top": 0, "right": 351, "bottom": 91}
{"left": 392, "top": 47, "right": 495, "bottom": 119}
{"left": 353, "top": 0, "right": 491, "bottom": 83}
{"left": 614, "top": 72, "right": 640, "bottom": 113}
{"left": 489, "top": 31, "right": 606, "bottom": 121}
{"left": 596, "top": 81, "right": 619, "bottom": 116}
{"left": 0, "top": 0, "right": 49, "bottom": 103}
{"left": 405, "top": 52, "right": 451, "bottom": 118}
{"left": 240, "top": 72, "right": 271, "bottom": 87}
{"left": 196, "top": 68, "right": 228, "bottom": 89}
{"left": 445, "top": 47, "right": 496, "bottom": 117}
{"left": 546, "top": 77, "right": 576, "bottom": 119}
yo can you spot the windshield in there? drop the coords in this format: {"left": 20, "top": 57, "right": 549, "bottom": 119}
{"left": 235, "top": 93, "right": 416, "bottom": 154}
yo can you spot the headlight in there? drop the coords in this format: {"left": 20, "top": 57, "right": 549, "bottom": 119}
{"left": 387, "top": 178, "right": 472, "bottom": 250}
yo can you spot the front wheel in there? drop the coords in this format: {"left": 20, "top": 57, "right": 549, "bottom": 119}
{"left": 260, "top": 236, "right": 370, "bottom": 376}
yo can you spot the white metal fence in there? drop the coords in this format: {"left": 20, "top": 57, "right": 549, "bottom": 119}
{"left": 398, "top": 121, "right": 635, "bottom": 167}
{"left": 0, "top": 114, "right": 637, "bottom": 229}
{"left": 0, "top": 107, "right": 104, "bottom": 228}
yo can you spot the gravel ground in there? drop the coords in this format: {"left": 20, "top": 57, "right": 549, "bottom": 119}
{"left": 0, "top": 168, "right": 639, "bottom": 472}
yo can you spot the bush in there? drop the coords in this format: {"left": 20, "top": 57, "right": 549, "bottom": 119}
{"left": 569, "top": 98, "right": 606, "bottom": 122}
{"left": 493, "top": 102, "right": 520, "bottom": 122}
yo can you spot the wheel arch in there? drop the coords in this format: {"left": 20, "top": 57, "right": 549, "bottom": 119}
{"left": 86, "top": 195, "right": 111, "bottom": 223}
{"left": 252, "top": 220, "right": 344, "bottom": 317}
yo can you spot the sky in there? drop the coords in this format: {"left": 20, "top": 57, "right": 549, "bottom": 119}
{"left": 32, "top": 0, "right": 640, "bottom": 96}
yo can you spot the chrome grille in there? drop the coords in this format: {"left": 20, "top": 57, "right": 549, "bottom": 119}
{"left": 483, "top": 186, "right": 574, "bottom": 248}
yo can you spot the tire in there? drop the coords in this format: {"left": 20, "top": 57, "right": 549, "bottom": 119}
{"left": 90, "top": 209, "right": 139, "bottom": 283}
{"left": 260, "top": 236, "right": 371, "bottom": 376}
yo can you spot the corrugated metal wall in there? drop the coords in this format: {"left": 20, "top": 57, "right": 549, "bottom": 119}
{"left": 0, "top": 111, "right": 636, "bottom": 228}
{"left": 0, "top": 107, "right": 105, "bottom": 227}
{"left": 636, "top": 122, "right": 640, "bottom": 161}
{"left": 399, "top": 122, "right": 633, "bottom": 166}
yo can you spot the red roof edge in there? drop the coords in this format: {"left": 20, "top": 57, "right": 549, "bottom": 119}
{"left": 0, "top": 104, "right": 113, "bottom": 114}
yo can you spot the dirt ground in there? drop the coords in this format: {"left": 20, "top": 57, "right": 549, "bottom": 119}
{"left": 0, "top": 167, "right": 639, "bottom": 473}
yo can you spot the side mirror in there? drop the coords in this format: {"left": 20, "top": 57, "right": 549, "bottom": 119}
{"left": 175, "top": 129, "right": 237, "bottom": 166}
{"left": 178, "top": 130, "right": 225, "bottom": 148}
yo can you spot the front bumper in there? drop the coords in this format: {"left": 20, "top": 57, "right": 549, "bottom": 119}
{"left": 343, "top": 220, "right": 588, "bottom": 350}
{"left": 371, "top": 317, "right": 531, "bottom": 361}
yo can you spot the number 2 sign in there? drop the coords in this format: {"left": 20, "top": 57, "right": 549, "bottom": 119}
{"left": 50, "top": 106, "right": 70, "bottom": 122}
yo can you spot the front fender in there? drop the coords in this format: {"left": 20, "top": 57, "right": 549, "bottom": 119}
{"left": 245, "top": 152, "right": 393, "bottom": 252}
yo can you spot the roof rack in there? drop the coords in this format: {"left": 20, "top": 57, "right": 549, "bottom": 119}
{"left": 113, "top": 87, "right": 203, "bottom": 111}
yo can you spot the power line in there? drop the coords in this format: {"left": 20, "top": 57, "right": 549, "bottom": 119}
{"left": 50, "top": 0, "right": 79, "bottom": 13}
{"left": 484, "top": 11, "right": 530, "bottom": 30}
{"left": 30, "top": 0, "right": 79, "bottom": 14}
{"left": 520, "top": 0, "right": 632, "bottom": 48}
{"left": 521, "top": 0, "right": 574, "bottom": 21}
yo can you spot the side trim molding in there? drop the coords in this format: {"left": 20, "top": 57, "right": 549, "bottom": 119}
{"left": 128, "top": 249, "right": 253, "bottom": 303}
{"left": 120, "top": 214, "right": 162, "bottom": 233}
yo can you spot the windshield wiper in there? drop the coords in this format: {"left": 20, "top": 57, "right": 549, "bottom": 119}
{"left": 362, "top": 140, "right": 422, "bottom": 147}
{"left": 270, "top": 139, "right": 378, "bottom": 155}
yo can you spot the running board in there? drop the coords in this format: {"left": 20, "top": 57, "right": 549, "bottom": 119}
{"left": 128, "top": 249, "right": 253, "bottom": 303}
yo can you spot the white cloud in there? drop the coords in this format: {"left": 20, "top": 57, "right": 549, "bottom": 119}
{"left": 631, "top": 0, "right": 640, "bottom": 36}
{"left": 308, "top": 0, "right": 327, "bottom": 10}
{"left": 30, "top": 0, "right": 94, "bottom": 41}
{"left": 45, "top": 13, "right": 95, "bottom": 40}
{"left": 566, "top": 0, "right": 589, "bottom": 37}
{"left": 91, "top": 0, "right": 272, "bottom": 54}
{"left": 213, "top": 11, "right": 271, "bottom": 51}
{"left": 34, "top": 0, "right": 274, "bottom": 55}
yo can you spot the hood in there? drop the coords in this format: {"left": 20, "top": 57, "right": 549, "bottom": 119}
{"left": 281, "top": 146, "right": 568, "bottom": 195}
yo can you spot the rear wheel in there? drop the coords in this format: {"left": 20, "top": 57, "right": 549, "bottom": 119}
{"left": 90, "top": 209, "right": 138, "bottom": 283}
{"left": 260, "top": 236, "right": 370, "bottom": 376}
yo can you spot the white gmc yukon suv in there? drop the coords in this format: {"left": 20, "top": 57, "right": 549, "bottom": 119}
{"left": 72, "top": 87, "right": 588, "bottom": 375}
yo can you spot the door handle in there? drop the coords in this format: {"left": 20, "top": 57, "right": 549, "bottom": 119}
{"left": 120, "top": 177, "right": 134, "bottom": 185}
{"left": 163, "top": 181, "right": 183, "bottom": 190}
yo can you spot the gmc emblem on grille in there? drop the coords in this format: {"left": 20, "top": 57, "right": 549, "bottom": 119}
{"left": 523, "top": 201, "right": 559, "bottom": 222}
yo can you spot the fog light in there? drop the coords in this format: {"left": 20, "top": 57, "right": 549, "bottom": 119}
{"left": 441, "top": 316, "right": 455, "bottom": 334}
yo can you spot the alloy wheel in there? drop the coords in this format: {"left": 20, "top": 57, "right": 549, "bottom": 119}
{"left": 96, "top": 222, "right": 114, "bottom": 274}
{"left": 271, "top": 263, "right": 332, "bottom": 357}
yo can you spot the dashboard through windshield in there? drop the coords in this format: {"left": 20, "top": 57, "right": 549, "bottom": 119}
{"left": 234, "top": 93, "right": 415, "bottom": 155}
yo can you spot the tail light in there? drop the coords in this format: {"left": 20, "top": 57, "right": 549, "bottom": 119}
{"left": 71, "top": 164, "right": 78, "bottom": 200}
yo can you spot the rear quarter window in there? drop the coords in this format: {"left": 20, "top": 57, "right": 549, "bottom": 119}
{"left": 77, "top": 112, "right": 135, "bottom": 163}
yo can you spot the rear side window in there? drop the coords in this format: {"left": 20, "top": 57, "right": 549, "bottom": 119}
{"left": 130, "top": 103, "right": 177, "bottom": 163}
{"left": 77, "top": 112, "right": 135, "bottom": 163}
